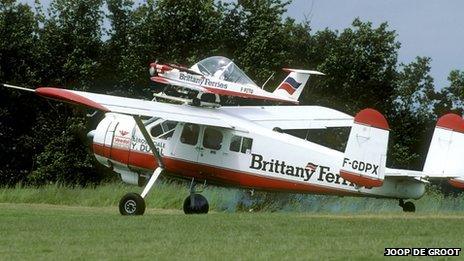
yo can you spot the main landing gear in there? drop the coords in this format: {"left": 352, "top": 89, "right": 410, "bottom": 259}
{"left": 119, "top": 175, "right": 210, "bottom": 216}
{"left": 183, "top": 178, "right": 209, "bottom": 214}
{"left": 119, "top": 167, "right": 163, "bottom": 215}
{"left": 399, "top": 199, "right": 416, "bottom": 213}
{"left": 120, "top": 115, "right": 166, "bottom": 216}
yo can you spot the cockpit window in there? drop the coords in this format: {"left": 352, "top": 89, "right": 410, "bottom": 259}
{"left": 193, "top": 56, "right": 258, "bottom": 86}
{"left": 180, "top": 123, "right": 199, "bottom": 145}
{"left": 150, "top": 120, "right": 178, "bottom": 140}
{"left": 203, "top": 127, "right": 223, "bottom": 150}
{"left": 150, "top": 124, "right": 163, "bottom": 137}
{"left": 162, "top": 121, "right": 177, "bottom": 132}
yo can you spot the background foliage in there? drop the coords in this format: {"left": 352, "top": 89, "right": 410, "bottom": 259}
{"left": 0, "top": 0, "right": 463, "bottom": 192}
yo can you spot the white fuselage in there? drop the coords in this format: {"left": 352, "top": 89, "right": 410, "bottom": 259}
{"left": 92, "top": 112, "right": 425, "bottom": 200}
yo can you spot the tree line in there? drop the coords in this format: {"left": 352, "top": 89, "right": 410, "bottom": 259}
{"left": 0, "top": 0, "right": 463, "bottom": 189}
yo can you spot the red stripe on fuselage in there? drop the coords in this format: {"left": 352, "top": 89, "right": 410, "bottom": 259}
{"left": 92, "top": 143, "right": 358, "bottom": 195}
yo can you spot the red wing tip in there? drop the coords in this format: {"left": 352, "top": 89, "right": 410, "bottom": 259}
{"left": 36, "top": 87, "right": 109, "bottom": 112}
{"left": 448, "top": 178, "right": 464, "bottom": 189}
{"left": 436, "top": 113, "right": 464, "bottom": 134}
{"left": 340, "top": 170, "right": 383, "bottom": 188}
{"left": 354, "top": 108, "right": 389, "bottom": 130}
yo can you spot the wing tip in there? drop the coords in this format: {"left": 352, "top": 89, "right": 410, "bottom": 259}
{"left": 36, "top": 87, "right": 110, "bottom": 112}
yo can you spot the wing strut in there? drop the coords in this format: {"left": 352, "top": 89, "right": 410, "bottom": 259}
{"left": 133, "top": 116, "right": 165, "bottom": 199}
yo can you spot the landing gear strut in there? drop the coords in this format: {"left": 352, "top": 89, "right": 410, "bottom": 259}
{"left": 399, "top": 199, "right": 416, "bottom": 213}
{"left": 119, "top": 116, "right": 165, "bottom": 216}
{"left": 119, "top": 167, "right": 163, "bottom": 215}
{"left": 183, "top": 178, "right": 209, "bottom": 214}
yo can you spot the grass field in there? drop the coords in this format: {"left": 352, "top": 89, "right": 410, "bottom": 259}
{"left": 1, "top": 203, "right": 463, "bottom": 260}
{"left": 1, "top": 182, "right": 464, "bottom": 213}
{"left": 1, "top": 183, "right": 463, "bottom": 259}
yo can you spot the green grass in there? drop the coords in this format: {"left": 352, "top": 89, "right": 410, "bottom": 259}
{"left": 0, "top": 203, "right": 463, "bottom": 260}
{"left": 0, "top": 182, "right": 463, "bottom": 213}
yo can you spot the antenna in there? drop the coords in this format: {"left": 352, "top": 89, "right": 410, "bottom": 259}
{"left": 261, "top": 72, "right": 275, "bottom": 89}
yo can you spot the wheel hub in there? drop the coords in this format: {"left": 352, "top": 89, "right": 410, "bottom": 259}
{"left": 124, "top": 199, "right": 137, "bottom": 214}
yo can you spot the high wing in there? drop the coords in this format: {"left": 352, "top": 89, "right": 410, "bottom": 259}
{"left": 32, "top": 87, "right": 241, "bottom": 130}
{"left": 220, "top": 106, "right": 353, "bottom": 130}
{"left": 5, "top": 84, "right": 351, "bottom": 131}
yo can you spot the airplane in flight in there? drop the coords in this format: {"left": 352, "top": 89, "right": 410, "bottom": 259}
{"left": 148, "top": 56, "right": 324, "bottom": 105}
{"left": 2, "top": 64, "right": 463, "bottom": 216}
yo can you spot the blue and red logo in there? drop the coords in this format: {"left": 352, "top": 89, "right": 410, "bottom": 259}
{"left": 278, "top": 77, "right": 301, "bottom": 95}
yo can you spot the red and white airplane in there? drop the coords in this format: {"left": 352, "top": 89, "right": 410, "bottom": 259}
{"left": 149, "top": 56, "right": 324, "bottom": 104}
{"left": 3, "top": 79, "right": 464, "bottom": 215}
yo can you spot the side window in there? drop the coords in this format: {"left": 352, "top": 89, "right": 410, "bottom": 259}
{"left": 203, "top": 127, "right": 223, "bottom": 150}
{"left": 180, "top": 123, "right": 199, "bottom": 145}
{"left": 229, "top": 135, "right": 241, "bottom": 152}
{"left": 241, "top": 137, "right": 253, "bottom": 153}
{"left": 229, "top": 135, "right": 253, "bottom": 154}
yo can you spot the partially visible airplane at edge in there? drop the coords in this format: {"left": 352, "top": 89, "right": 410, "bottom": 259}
{"left": 149, "top": 56, "right": 324, "bottom": 105}
{"left": 3, "top": 56, "right": 464, "bottom": 216}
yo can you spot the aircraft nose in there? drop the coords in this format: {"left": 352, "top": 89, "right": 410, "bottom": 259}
{"left": 149, "top": 66, "right": 156, "bottom": 76}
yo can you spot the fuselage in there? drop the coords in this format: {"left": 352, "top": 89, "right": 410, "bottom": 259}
{"left": 92, "top": 112, "right": 425, "bottom": 200}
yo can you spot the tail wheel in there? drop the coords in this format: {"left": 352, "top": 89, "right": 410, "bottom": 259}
{"left": 119, "top": 193, "right": 146, "bottom": 215}
{"left": 183, "top": 194, "right": 209, "bottom": 214}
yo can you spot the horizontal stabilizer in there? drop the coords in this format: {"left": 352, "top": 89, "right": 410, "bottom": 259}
{"left": 282, "top": 68, "right": 325, "bottom": 75}
{"left": 340, "top": 109, "right": 389, "bottom": 188}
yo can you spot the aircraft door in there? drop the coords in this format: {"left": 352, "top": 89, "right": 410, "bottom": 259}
{"left": 111, "top": 120, "right": 133, "bottom": 164}
{"left": 102, "top": 120, "right": 119, "bottom": 158}
{"left": 172, "top": 123, "right": 201, "bottom": 164}
{"left": 197, "top": 127, "right": 224, "bottom": 168}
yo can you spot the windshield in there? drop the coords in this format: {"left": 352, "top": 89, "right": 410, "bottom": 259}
{"left": 193, "top": 56, "right": 257, "bottom": 86}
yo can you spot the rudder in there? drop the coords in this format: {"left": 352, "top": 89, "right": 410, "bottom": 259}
{"left": 423, "top": 113, "right": 464, "bottom": 188}
{"left": 273, "top": 68, "right": 324, "bottom": 102}
{"left": 340, "top": 109, "right": 389, "bottom": 188}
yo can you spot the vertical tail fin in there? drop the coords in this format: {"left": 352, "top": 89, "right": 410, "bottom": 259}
{"left": 273, "top": 68, "right": 324, "bottom": 101}
{"left": 340, "top": 109, "right": 390, "bottom": 188}
{"left": 423, "top": 113, "right": 464, "bottom": 188}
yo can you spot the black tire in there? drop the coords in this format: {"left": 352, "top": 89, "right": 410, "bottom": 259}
{"left": 200, "top": 93, "right": 217, "bottom": 103}
{"left": 119, "top": 193, "right": 146, "bottom": 216}
{"left": 183, "top": 194, "right": 209, "bottom": 214}
{"left": 402, "top": 201, "right": 416, "bottom": 213}
{"left": 191, "top": 98, "right": 201, "bottom": 107}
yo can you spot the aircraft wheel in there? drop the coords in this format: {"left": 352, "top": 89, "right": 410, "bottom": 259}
{"left": 183, "top": 194, "right": 209, "bottom": 214}
{"left": 191, "top": 98, "right": 201, "bottom": 107}
{"left": 201, "top": 93, "right": 217, "bottom": 103}
{"left": 119, "top": 193, "right": 146, "bottom": 215}
{"left": 402, "top": 201, "right": 416, "bottom": 213}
